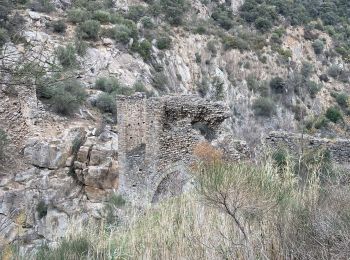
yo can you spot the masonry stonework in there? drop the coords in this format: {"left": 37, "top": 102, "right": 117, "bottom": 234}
{"left": 266, "top": 131, "right": 350, "bottom": 164}
{"left": 117, "top": 93, "right": 229, "bottom": 204}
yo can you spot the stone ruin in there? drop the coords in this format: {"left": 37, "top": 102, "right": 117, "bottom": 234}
{"left": 266, "top": 131, "right": 350, "bottom": 166}
{"left": 117, "top": 93, "right": 230, "bottom": 203}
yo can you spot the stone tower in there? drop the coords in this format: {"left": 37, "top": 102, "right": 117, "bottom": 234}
{"left": 117, "top": 93, "right": 229, "bottom": 204}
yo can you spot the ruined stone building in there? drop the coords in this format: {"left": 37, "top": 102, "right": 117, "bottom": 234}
{"left": 117, "top": 93, "right": 229, "bottom": 203}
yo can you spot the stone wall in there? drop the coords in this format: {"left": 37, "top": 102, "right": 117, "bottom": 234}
{"left": 117, "top": 93, "right": 230, "bottom": 204}
{"left": 266, "top": 131, "right": 350, "bottom": 164}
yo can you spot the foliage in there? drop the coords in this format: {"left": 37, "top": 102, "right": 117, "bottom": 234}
{"left": 51, "top": 20, "right": 67, "bottom": 34}
{"left": 133, "top": 40, "right": 152, "bottom": 60}
{"left": 29, "top": 0, "right": 55, "bottom": 13}
{"left": 152, "top": 72, "right": 168, "bottom": 91}
{"left": 211, "top": 4, "right": 234, "bottom": 30}
{"left": 95, "top": 77, "right": 121, "bottom": 93}
{"left": 335, "top": 93, "right": 349, "bottom": 108}
{"left": 77, "top": 20, "right": 101, "bottom": 41}
{"left": 67, "top": 8, "right": 89, "bottom": 24}
{"left": 74, "top": 38, "right": 88, "bottom": 57}
{"left": 37, "top": 79, "right": 87, "bottom": 115}
{"left": 126, "top": 5, "right": 148, "bottom": 22}
{"left": 328, "top": 64, "right": 342, "bottom": 78}
{"left": 104, "top": 23, "right": 137, "bottom": 44}
{"left": 306, "top": 80, "right": 321, "bottom": 98}
{"left": 36, "top": 201, "right": 48, "bottom": 219}
{"left": 0, "top": 128, "right": 8, "bottom": 159}
{"left": 56, "top": 44, "right": 77, "bottom": 68}
{"left": 93, "top": 10, "right": 110, "bottom": 24}
{"left": 159, "top": 0, "right": 189, "bottom": 26}
{"left": 312, "top": 39, "right": 324, "bottom": 55}
{"left": 156, "top": 35, "right": 172, "bottom": 50}
{"left": 95, "top": 92, "right": 116, "bottom": 114}
{"left": 270, "top": 76, "right": 286, "bottom": 94}
{"left": 325, "top": 106, "right": 343, "bottom": 123}
{"left": 252, "top": 97, "right": 275, "bottom": 117}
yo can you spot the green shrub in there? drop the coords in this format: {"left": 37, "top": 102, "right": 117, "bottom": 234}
{"left": 51, "top": 20, "right": 67, "bottom": 34}
{"left": 325, "top": 106, "right": 342, "bottom": 123}
{"left": 126, "top": 5, "right": 147, "bottom": 22}
{"left": 107, "top": 194, "right": 126, "bottom": 208}
{"left": 312, "top": 39, "right": 324, "bottom": 55}
{"left": 0, "top": 28, "right": 8, "bottom": 47}
{"left": 272, "top": 147, "right": 288, "bottom": 168}
{"left": 152, "top": 72, "right": 168, "bottom": 91}
{"left": 75, "top": 38, "right": 88, "bottom": 56}
{"left": 133, "top": 82, "right": 154, "bottom": 97}
{"left": 104, "top": 23, "right": 137, "bottom": 44}
{"left": 29, "top": 0, "right": 55, "bottom": 13}
{"left": 270, "top": 76, "right": 286, "bottom": 94}
{"left": 255, "top": 17, "right": 272, "bottom": 32}
{"left": 211, "top": 5, "right": 234, "bottom": 30}
{"left": 156, "top": 35, "right": 172, "bottom": 50}
{"left": 328, "top": 64, "right": 342, "bottom": 78}
{"left": 36, "top": 201, "right": 48, "bottom": 219}
{"left": 160, "top": 0, "right": 189, "bottom": 26}
{"left": 197, "top": 78, "right": 209, "bottom": 97}
{"left": 306, "top": 80, "right": 321, "bottom": 98}
{"left": 0, "top": 128, "right": 8, "bottom": 159}
{"left": 95, "top": 92, "right": 116, "bottom": 113}
{"left": 252, "top": 97, "right": 276, "bottom": 117}
{"left": 56, "top": 44, "right": 77, "bottom": 68}
{"left": 246, "top": 74, "right": 259, "bottom": 91}
{"left": 301, "top": 62, "right": 313, "bottom": 79}
{"left": 77, "top": 20, "right": 101, "bottom": 41}
{"left": 222, "top": 36, "right": 249, "bottom": 52}
{"left": 134, "top": 40, "right": 152, "bottom": 60}
{"left": 335, "top": 93, "right": 349, "bottom": 108}
{"left": 314, "top": 116, "right": 328, "bottom": 129}
{"left": 38, "top": 79, "right": 86, "bottom": 115}
{"left": 140, "top": 16, "right": 154, "bottom": 29}
{"left": 206, "top": 40, "right": 217, "bottom": 56}
{"left": 93, "top": 10, "right": 110, "bottom": 24}
{"left": 67, "top": 8, "right": 89, "bottom": 24}
{"left": 95, "top": 77, "right": 121, "bottom": 93}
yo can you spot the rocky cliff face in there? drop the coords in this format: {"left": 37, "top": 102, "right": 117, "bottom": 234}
{"left": 1, "top": 0, "right": 350, "bottom": 253}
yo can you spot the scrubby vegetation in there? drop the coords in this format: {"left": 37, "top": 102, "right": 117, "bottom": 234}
{"left": 32, "top": 145, "right": 350, "bottom": 259}
{"left": 37, "top": 79, "right": 87, "bottom": 115}
{"left": 0, "top": 128, "right": 8, "bottom": 159}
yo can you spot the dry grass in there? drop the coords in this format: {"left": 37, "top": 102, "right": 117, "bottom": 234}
{"left": 20, "top": 151, "right": 350, "bottom": 260}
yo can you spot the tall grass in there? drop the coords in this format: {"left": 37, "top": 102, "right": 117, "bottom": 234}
{"left": 26, "top": 150, "right": 350, "bottom": 259}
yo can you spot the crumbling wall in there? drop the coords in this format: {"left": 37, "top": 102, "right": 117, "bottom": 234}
{"left": 266, "top": 131, "right": 350, "bottom": 164}
{"left": 117, "top": 93, "right": 229, "bottom": 204}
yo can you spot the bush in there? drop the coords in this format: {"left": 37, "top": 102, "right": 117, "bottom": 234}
{"left": 160, "top": 0, "right": 189, "bottom": 26}
{"left": 77, "top": 20, "right": 100, "bottom": 41}
{"left": 93, "top": 10, "right": 110, "bottom": 24}
{"left": 255, "top": 17, "right": 272, "bottom": 32}
{"left": 95, "top": 92, "right": 116, "bottom": 113}
{"left": 0, "top": 28, "right": 8, "bottom": 47}
{"left": 29, "top": 0, "right": 55, "bottom": 13}
{"left": 222, "top": 36, "right": 249, "bottom": 52}
{"left": 211, "top": 6, "right": 234, "bottom": 30}
{"left": 126, "top": 5, "right": 147, "bottom": 22}
{"left": 335, "top": 93, "right": 349, "bottom": 108}
{"left": 152, "top": 72, "right": 168, "bottom": 91}
{"left": 134, "top": 40, "right": 152, "bottom": 60}
{"left": 75, "top": 38, "right": 88, "bottom": 56}
{"left": 328, "top": 64, "right": 342, "bottom": 78}
{"left": 38, "top": 79, "right": 86, "bottom": 115}
{"left": 312, "top": 39, "right": 324, "bottom": 55}
{"left": 51, "top": 20, "right": 67, "bottom": 34}
{"left": 206, "top": 40, "right": 217, "bottom": 56}
{"left": 306, "top": 80, "right": 321, "bottom": 98}
{"left": 95, "top": 77, "right": 121, "bottom": 93}
{"left": 36, "top": 200, "right": 48, "bottom": 219}
{"left": 156, "top": 35, "right": 172, "bottom": 50}
{"left": 133, "top": 82, "right": 153, "bottom": 97}
{"left": 56, "top": 44, "right": 77, "bottom": 68}
{"left": 0, "top": 128, "right": 8, "bottom": 159}
{"left": 270, "top": 76, "right": 286, "bottom": 94}
{"left": 105, "top": 24, "right": 134, "bottom": 44}
{"left": 325, "top": 106, "right": 342, "bottom": 123}
{"left": 197, "top": 79, "right": 209, "bottom": 97}
{"left": 140, "top": 16, "right": 154, "bottom": 29}
{"left": 252, "top": 97, "right": 276, "bottom": 117}
{"left": 67, "top": 8, "right": 89, "bottom": 24}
